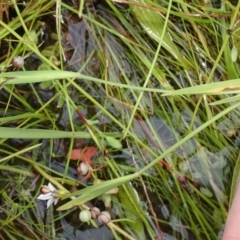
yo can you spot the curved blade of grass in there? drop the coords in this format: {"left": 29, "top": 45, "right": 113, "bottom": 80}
{"left": 0, "top": 0, "right": 55, "bottom": 40}
{"left": 1, "top": 70, "right": 168, "bottom": 93}
{"left": 0, "top": 70, "right": 80, "bottom": 85}
{"left": 0, "top": 165, "right": 34, "bottom": 176}
{"left": 0, "top": 113, "right": 44, "bottom": 124}
{"left": 123, "top": 0, "right": 173, "bottom": 138}
{"left": 57, "top": 174, "right": 136, "bottom": 211}
{"left": 104, "top": 0, "right": 170, "bottom": 89}
{"left": 0, "top": 143, "right": 41, "bottom": 163}
{"left": 209, "top": 95, "right": 240, "bottom": 105}
{"left": 130, "top": 0, "right": 192, "bottom": 69}
{"left": 220, "top": 2, "right": 240, "bottom": 79}
{"left": 162, "top": 79, "right": 240, "bottom": 96}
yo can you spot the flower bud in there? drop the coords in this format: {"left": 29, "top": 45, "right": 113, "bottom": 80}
{"left": 100, "top": 194, "right": 112, "bottom": 208}
{"left": 227, "top": 129, "right": 236, "bottom": 138}
{"left": 77, "top": 162, "right": 89, "bottom": 175}
{"left": 54, "top": 189, "right": 67, "bottom": 198}
{"left": 90, "top": 207, "right": 100, "bottom": 219}
{"left": 79, "top": 209, "right": 91, "bottom": 222}
{"left": 12, "top": 56, "right": 24, "bottom": 68}
{"left": 40, "top": 185, "right": 51, "bottom": 194}
{"left": 98, "top": 211, "right": 111, "bottom": 224}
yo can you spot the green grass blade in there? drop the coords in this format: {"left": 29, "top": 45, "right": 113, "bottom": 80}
{"left": 57, "top": 174, "right": 136, "bottom": 211}
{"left": 162, "top": 79, "right": 240, "bottom": 96}
{"left": 0, "top": 127, "right": 92, "bottom": 139}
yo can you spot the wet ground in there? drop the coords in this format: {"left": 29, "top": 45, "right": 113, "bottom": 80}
{"left": 1, "top": 0, "right": 240, "bottom": 239}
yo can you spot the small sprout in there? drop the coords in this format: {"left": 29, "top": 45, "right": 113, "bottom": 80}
{"left": 227, "top": 129, "right": 236, "bottom": 138}
{"left": 231, "top": 45, "right": 238, "bottom": 62}
{"left": 90, "top": 207, "right": 100, "bottom": 219}
{"left": 79, "top": 209, "right": 91, "bottom": 222}
{"left": 100, "top": 194, "right": 112, "bottom": 208}
{"left": 11, "top": 56, "right": 24, "bottom": 68}
{"left": 77, "top": 162, "right": 89, "bottom": 175}
{"left": 53, "top": 60, "right": 61, "bottom": 66}
{"left": 98, "top": 211, "right": 111, "bottom": 224}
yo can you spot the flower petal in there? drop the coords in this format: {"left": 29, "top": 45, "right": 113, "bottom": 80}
{"left": 53, "top": 197, "right": 59, "bottom": 205}
{"left": 37, "top": 193, "right": 52, "bottom": 200}
{"left": 46, "top": 197, "right": 55, "bottom": 208}
{"left": 48, "top": 183, "right": 56, "bottom": 192}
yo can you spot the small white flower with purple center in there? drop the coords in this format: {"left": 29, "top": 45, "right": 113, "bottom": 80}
{"left": 37, "top": 183, "right": 59, "bottom": 208}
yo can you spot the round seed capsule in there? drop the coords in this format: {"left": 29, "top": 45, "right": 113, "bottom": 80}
{"left": 90, "top": 207, "right": 100, "bottom": 219}
{"left": 98, "top": 211, "right": 111, "bottom": 224}
{"left": 79, "top": 209, "right": 91, "bottom": 222}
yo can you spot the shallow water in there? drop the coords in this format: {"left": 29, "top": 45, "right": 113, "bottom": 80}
{"left": 0, "top": 0, "right": 239, "bottom": 239}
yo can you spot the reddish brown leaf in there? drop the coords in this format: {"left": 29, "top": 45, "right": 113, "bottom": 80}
{"left": 70, "top": 146, "right": 98, "bottom": 164}
{"left": 70, "top": 149, "right": 82, "bottom": 160}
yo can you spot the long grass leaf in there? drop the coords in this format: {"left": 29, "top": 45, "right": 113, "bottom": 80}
{"left": 0, "top": 127, "right": 120, "bottom": 139}
{"left": 57, "top": 174, "right": 136, "bottom": 210}
{"left": 162, "top": 79, "right": 240, "bottom": 95}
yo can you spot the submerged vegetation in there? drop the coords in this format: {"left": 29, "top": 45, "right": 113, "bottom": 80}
{"left": 1, "top": 0, "right": 240, "bottom": 239}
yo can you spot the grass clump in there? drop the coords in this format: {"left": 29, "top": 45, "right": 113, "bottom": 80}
{"left": 0, "top": 0, "right": 240, "bottom": 239}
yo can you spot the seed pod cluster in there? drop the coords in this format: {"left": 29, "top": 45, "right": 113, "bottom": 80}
{"left": 79, "top": 208, "right": 111, "bottom": 224}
